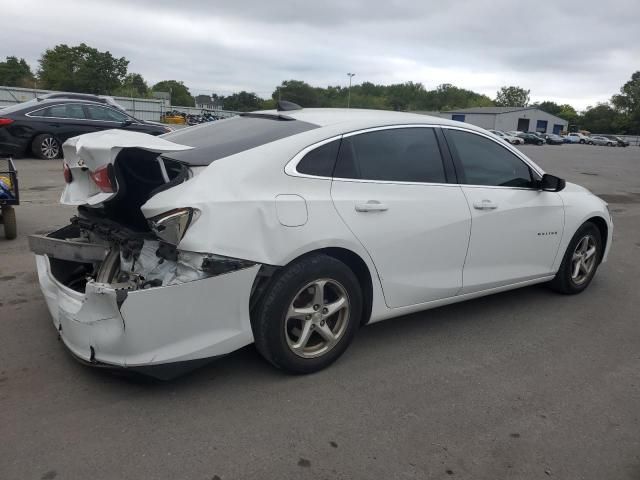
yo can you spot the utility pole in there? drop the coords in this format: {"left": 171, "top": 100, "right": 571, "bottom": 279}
{"left": 347, "top": 73, "right": 355, "bottom": 108}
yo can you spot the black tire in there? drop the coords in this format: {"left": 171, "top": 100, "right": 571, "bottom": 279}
{"left": 550, "top": 222, "right": 603, "bottom": 294}
{"left": 537, "top": 140, "right": 544, "bottom": 146}
{"left": 31, "top": 134, "right": 60, "bottom": 160}
{"left": 252, "top": 253, "right": 362, "bottom": 374}
{"left": 579, "top": 139, "right": 585, "bottom": 144}
{"left": 1, "top": 206, "right": 17, "bottom": 240}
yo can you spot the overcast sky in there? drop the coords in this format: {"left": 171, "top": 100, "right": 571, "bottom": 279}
{"left": 3, "top": 0, "right": 639, "bottom": 109}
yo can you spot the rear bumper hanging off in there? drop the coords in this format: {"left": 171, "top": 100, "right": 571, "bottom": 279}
{"left": 35, "top": 253, "right": 260, "bottom": 376}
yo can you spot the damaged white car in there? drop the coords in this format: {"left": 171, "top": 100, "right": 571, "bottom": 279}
{"left": 30, "top": 104, "right": 613, "bottom": 378}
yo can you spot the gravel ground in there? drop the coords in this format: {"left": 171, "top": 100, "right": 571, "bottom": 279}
{"left": 0, "top": 144, "right": 638, "bottom": 480}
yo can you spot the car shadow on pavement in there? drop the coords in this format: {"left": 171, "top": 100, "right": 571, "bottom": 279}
{"left": 85, "top": 281, "right": 565, "bottom": 392}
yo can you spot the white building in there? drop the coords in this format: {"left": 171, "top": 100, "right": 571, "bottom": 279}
{"left": 415, "top": 107, "right": 569, "bottom": 134}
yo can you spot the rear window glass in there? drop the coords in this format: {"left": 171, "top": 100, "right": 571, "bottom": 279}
{"left": 161, "top": 115, "right": 319, "bottom": 166}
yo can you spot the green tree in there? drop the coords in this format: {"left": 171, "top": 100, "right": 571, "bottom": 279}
{"left": 152, "top": 80, "right": 194, "bottom": 106}
{"left": 532, "top": 100, "right": 562, "bottom": 116}
{"left": 113, "top": 73, "right": 149, "bottom": 97}
{"left": 38, "top": 43, "right": 128, "bottom": 94}
{"left": 581, "top": 103, "right": 627, "bottom": 134}
{"left": 220, "top": 91, "right": 262, "bottom": 111}
{"left": 611, "top": 71, "right": 640, "bottom": 134}
{"left": 272, "top": 80, "right": 320, "bottom": 107}
{"left": 495, "top": 86, "right": 530, "bottom": 107}
{"left": 426, "top": 83, "right": 494, "bottom": 111}
{"left": 0, "top": 56, "right": 35, "bottom": 87}
{"left": 556, "top": 104, "right": 581, "bottom": 124}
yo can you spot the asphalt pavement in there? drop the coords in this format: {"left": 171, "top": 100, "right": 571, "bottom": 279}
{"left": 0, "top": 144, "right": 639, "bottom": 479}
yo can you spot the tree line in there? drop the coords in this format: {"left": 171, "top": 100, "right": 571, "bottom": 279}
{"left": 1, "top": 43, "right": 638, "bottom": 134}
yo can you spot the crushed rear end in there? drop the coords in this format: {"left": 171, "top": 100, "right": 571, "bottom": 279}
{"left": 29, "top": 130, "right": 261, "bottom": 378}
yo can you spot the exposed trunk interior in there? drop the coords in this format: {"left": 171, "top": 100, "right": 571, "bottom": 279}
{"left": 46, "top": 149, "right": 191, "bottom": 293}
{"left": 83, "top": 147, "right": 190, "bottom": 232}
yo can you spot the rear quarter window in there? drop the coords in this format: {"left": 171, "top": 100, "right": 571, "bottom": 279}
{"left": 296, "top": 139, "right": 341, "bottom": 177}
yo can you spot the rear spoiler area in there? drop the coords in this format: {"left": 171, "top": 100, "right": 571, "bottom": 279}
{"left": 61, "top": 129, "right": 193, "bottom": 206}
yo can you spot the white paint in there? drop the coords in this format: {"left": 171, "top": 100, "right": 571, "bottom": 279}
{"left": 275, "top": 194, "right": 308, "bottom": 227}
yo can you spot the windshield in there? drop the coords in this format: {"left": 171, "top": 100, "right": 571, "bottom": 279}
{"left": 161, "top": 114, "right": 319, "bottom": 166}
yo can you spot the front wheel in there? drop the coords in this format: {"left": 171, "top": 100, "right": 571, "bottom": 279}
{"left": 550, "top": 222, "right": 603, "bottom": 294}
{"left": 537, "top": 140, "right": 544, "bottom": 145}
{"left": 252, "top": 254, "right": 362, "bottom": 374}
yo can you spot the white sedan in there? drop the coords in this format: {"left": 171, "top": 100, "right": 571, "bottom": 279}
{"left": 489, "top": 129, "right": 524, "bottom": 145}
{"left": 29, "top": 105, "right": 613, "bottom": 378}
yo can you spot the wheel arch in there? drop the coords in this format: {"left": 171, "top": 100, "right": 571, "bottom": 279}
{"left": 586, "top": 215, "right": 608, "bottom": 261}
{"left": 251, "top": 247, "right": 375, "bottom": 326}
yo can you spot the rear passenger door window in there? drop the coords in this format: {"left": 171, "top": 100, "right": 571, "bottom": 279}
{"left": 334, "top": 127, "right": 447, "bottom": 183}
{"left": 445, "top": 129, "right": 533, "bottom": 188}
{"left": 32, "top": 104, "right": 87, "bottom": 120}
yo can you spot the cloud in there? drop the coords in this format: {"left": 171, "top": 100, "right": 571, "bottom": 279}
{"left": 2, "top": 0, "right": 638, "bottom": 109}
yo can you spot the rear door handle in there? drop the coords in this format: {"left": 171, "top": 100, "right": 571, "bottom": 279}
{"left": 355, "top": 200, "right": 388, "bottom": 212}
{"left": 473, "top": 199, "right": 498, "bottom": 210}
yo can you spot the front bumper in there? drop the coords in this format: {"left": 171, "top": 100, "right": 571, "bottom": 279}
{"left": 35, "top": 254, "right": 260, "bottom": 374}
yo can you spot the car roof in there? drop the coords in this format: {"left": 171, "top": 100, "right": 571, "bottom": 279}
{"left": 33, "top": 98, "right": 108, "bottom": 106}
{"left": 254, "top": 108, "right": 487, "bottom": 132}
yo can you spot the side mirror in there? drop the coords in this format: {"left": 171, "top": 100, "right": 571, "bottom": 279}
{"left": 122, "top": 119, "right": 133, "bottom": 127}
{"left": 539, "top": 173, "right": 566, "bottom": 192}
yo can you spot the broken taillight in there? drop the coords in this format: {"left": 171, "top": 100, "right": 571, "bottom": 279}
{"left": 148, "top": 208, "right": 198, "bottom": 245}
{"left": 63, "top": 164, "right": 73, "bottom": 183}
{"left": 89, "top": 165, "right": 114, "bottom": 193}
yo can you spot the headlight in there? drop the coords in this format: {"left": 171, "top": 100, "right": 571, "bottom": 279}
{"left": 148, "top": 207, "right": 198, "bottom": 245}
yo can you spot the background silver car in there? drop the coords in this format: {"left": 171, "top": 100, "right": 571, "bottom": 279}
{"left": 590, "top": 136, "right": 617, "bottom": 146}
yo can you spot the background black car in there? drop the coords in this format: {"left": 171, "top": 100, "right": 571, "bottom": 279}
{"left": 516, "top": 132, "right": 545, "bottom": 145}
{"left": 545, "top": 133, "right": 564, "bottom": 145}
{"left": 0, "top": 98, "right": 170, "bottom": 159}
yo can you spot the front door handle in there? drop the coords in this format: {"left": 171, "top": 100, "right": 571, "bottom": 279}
{"left": 473, "top": 199, "right": 498, "bottom": 210}
{"left": 355, "top": 200, "right": 388, "bottom": 212}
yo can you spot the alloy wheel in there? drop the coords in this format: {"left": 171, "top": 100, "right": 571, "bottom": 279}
{"left": 284, "top": 279, "right": 350, "bottom": 358}
{"left": 571, "top": 234, "right": 598, "bottom": 285}
{"left": 41, "top": 137, "right": 59, "bottom": 159}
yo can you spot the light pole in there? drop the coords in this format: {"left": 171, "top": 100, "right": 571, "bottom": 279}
{"left": 347, "top": 73, "right": 355, "bottom": 108}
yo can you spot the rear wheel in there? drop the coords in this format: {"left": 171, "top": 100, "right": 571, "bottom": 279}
{"left": 32, "top": 134, "right": 60, "bottom": 160}
{"left": 252, "top": 253, "right": 362, "bottom": 374}
{"left": 1, "top": 206, "right": 17, "bottom": 240}
{"left": 550, "top": 222, "right": 602, "bottom": 294}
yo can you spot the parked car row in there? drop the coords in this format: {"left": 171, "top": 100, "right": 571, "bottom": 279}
{"left": 564, "top": 132, "right": 628, "bottom": 146}
{"left": 490, "top": 129, "right": 631, "bottom": 147}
